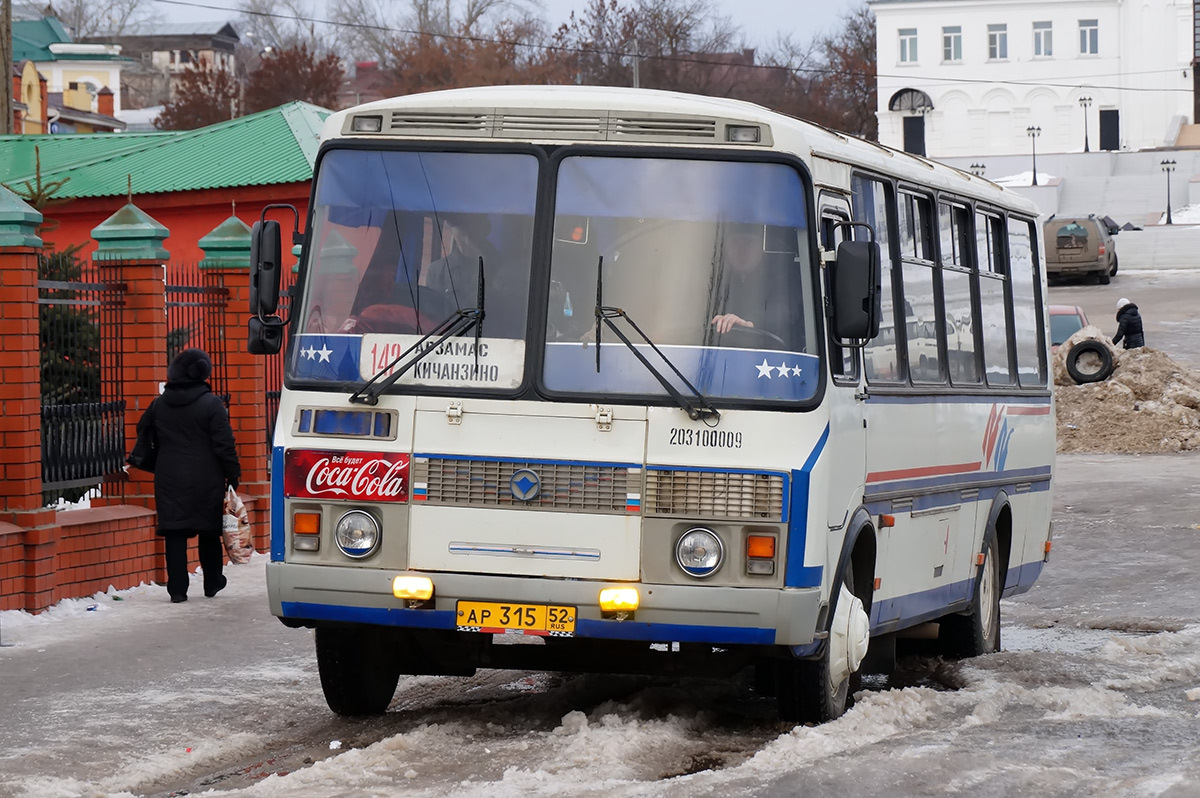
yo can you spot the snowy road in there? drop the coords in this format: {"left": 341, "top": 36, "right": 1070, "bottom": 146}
{"left": 3, "top": 453, "right": 1199, "bottom": 798}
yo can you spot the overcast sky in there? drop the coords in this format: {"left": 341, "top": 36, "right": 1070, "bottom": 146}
{"left": 150, "top": 0, "right": 863, "bottom": 52}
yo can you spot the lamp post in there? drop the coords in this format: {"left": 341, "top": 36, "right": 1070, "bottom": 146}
{"left": 969, "top": 163, "right": 986, "bottom": 176}
{"left": 1079, "top": 96, "right": 1092, "bottom": 152}
{"left": 1026, "top": 126, "right": 1041, "bottom": 186}
{"left": 1161, "top": 159, "right": 1176, "bottom": 225}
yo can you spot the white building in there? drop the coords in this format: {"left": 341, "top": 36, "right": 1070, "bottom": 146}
{"left": 869, "top": 0, "right": 1194, "bottom": 157}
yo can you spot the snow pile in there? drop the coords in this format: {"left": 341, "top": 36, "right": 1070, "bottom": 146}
{"left": 1055, "top": 330, "right": 1200, "bottom": 453}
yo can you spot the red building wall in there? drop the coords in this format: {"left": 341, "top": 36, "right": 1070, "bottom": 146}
{"left": 43, "top": 182, "right": 312, "bottom": 261}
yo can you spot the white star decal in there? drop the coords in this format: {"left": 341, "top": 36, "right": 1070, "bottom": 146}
{"left": 317, "top": 344, "right": 333, "bottom": 363}
{"left": 755, "top": 358, "right": 774, "bottom": 379}
{"left": 776, "top": 362, "right": 790, "bottom": 378}
{"left": 791, "top": 364, "right": 804, "bottom": 377}
{"left": 301, "top": 346, "right": 316, "bottom": 360}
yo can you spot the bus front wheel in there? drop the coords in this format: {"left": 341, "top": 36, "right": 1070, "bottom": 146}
{"left": 315, "top": 624, "right": 402, "bottom": 716}
{"left": 776, "top": 565, "right": 869, "bottom": 723}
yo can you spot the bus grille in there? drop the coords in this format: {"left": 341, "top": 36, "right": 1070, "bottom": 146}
{"left": 644, "top": 469, "right": 785, "bottom": 521}
{"left": 412, "top": 457, "right": 639, "bottom": 514}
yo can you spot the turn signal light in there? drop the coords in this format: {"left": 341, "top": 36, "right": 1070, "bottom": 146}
{"left": 293, "top": 512, "right": 320, "bottom": 535}
{"left": 392, "top": 576, "right": 434, "bottom": 601}
{"left": 599, "top": 587, "right": 639, "bottom": 612}
{"left": 746, "top": 535, "right": 776, "bottom": 558}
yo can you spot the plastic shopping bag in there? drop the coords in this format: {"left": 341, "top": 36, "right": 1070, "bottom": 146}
{"left": 222, "top": 487, "right": 254, "bottom": 564}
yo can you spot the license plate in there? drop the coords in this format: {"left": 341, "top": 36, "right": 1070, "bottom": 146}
{"left": 456, "top": 601, "right": 576, "bottom": 636}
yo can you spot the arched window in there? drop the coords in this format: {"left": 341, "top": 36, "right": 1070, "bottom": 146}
{"left": 889, "top": 89, "right": 934, "bottom": 114}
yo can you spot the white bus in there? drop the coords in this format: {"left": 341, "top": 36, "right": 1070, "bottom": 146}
{"left": 248, "top": 85, "right": 1054, "bottom": 723}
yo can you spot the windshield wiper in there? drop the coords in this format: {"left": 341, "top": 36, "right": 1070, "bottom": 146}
{"left": 593, "top": 256, "right": 720, "bottom": 423}
{"left": 349, "top": 256, "right": 486, "bottom": 406}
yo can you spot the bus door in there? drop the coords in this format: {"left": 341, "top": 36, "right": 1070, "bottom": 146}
{"left": 819, "top": 196, "right": 865, "bottom": 531}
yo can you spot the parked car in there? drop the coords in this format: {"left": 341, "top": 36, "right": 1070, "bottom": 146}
{"left": 1043, "top": 215, "right": 1118, "bottom": 284}
{"left": 1049, "top": 304, "right": 1089, "bottom": 352}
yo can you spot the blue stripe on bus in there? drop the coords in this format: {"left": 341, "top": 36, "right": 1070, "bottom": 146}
{"left": 271, "top": 445, "right": 286, "bottom": 562}
{"left": 871, "top": 577, "right": 973, "bottom": 629}
{"left": 864, "top": 464, "right": 1053, "bottom": 499}
{"left": 1005, "top": 559, "right": 1044, "bottom": 594}
{"left": 864, "top": 480, "right": 1052, "bottom": 516}
{"left": 783, "top": 424, "right": 829, "bottom": 589}
{"left": 279, "top": 602, "right": 776, "bottom": 644}
{"left": 282, "top": 602, "right": 457, "bottom": 628}
{"left": 412, "top": 452, "right": 641, "bottom": 470}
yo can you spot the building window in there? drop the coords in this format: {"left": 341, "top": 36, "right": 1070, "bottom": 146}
{"left": 1079, "top": 19, "right": 1098, "bottom": 55}
{"left": 988, "top": 24, "right": 1008, "bottom": 60}
{"left": 1033, "top": 21, "right": 1053, "bottom": 57}
{"left": 899, "top": 28, "right": 918, "bottom": 63}
{"left": 942, "top": 26, "right": 962, "bottom": 62}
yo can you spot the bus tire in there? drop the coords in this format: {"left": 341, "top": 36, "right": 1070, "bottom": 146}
{"left": 1065, "top": 340, "right": 1114, "bottom": 384}
{"left": 938, "top": 533, "right": 1001, "bottom": 658}
{"left": 776, "top": 563, "right": 869, "bottom": 723}
{"left": 315, "top": 624, "right": 402, "bottom": 716}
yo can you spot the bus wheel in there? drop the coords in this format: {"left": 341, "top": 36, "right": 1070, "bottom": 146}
{"left": 315, "top": 624, "right": 402, "bottom": 716}
{"left": 939, "top": 534, "right": 1001, "bottom": 658}
{"left": 777, "top": 565, "right": 870, "bottom": 723}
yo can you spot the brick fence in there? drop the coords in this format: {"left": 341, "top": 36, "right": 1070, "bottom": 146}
{"left": 0, "top": 186, "right": 273, "bottom": 613}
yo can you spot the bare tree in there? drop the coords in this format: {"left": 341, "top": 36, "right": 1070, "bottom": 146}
{"left": 235, "top": 0, "right": 333, "bottom": 54}
{"left": 330, "top": 0, "right": 541, "bottom": 63}
{"left": 808, "top": 3, "right": 877, "bottom": 139}
{"left": 47, "top": 0, "right": 160, "bottom": 37}
{"left": 551, "top": 0, "right": 743, "bottom": 93}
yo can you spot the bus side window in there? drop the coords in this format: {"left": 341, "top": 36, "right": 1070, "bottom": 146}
{"left": 851, "top": 175, "right": 900, "bottom": 384}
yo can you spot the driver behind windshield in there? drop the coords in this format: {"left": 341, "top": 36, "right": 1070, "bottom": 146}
{"left": 709, "top": 222, "right": 792, "bottom": 341}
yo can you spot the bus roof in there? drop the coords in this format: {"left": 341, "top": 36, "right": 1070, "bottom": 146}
{"left": 322, "top": 85, "right": 1038, "bottom": 218}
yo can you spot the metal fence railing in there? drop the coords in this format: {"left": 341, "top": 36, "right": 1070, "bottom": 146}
{"left": 38, "top": 270, "right": 126, "bottom": 505}
{"left": 166, "top": 261, "right": 230, "bottom": 406}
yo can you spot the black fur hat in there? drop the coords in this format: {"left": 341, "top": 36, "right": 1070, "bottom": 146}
{"left": 167, "top": 348, "right": 212, "bottom": 383}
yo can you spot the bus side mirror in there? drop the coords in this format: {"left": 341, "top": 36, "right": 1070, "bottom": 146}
{"left": 248, "top": 316, "right": 284, "bottom": 355}
{"left": 250, "top": 219, "right": 282, "bottom": 315}
{"left": 831, "top": 239, "right": 881, "bottom": 341}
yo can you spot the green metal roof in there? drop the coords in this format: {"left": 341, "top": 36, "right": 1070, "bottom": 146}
{"left": 12, "top": 17, "right": 72, "bottom": 62}
{"left": 0, "top": 102, "right": 330, "bottom": 200}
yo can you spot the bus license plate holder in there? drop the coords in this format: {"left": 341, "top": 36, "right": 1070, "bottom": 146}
{"left": 456, "top": 600, "right": 576, "bottom": 636}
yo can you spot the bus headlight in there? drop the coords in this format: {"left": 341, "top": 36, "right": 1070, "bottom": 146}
{"left": 675, "top": 527, "right": 724, "bottom": 578}
{"left": 333, "top": 510, "right": 381, "bottom": 559}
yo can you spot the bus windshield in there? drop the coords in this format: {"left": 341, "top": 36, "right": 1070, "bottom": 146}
{"left": 293, "top": 148, "right": 538, "bottom": 389}
{"left": 544, "top": 156, "right": 819, "bottom": 403}
{"left": 291, "top": 149, "right": 818, "bottom": 403}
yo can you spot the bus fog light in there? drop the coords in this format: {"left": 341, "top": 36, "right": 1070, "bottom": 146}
{"left": 333, "top": 510, "right": 381, "bottom": 559}
{"left": 393, "top": 576, "right": 434, "bottom": 601}
{"left": 746, "top": 559, "right": 774, "bottom": 575}
{"left": 675, "top": 527, "right": 724, "bottom": 577}
{"left": 599, "top": 587, "right": 639, "bottom": 612}
{"left": 293, "top": 535, "right": 320, "bottom": 551}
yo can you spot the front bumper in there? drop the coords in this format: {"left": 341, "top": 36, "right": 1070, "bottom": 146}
{"left": 267, "top": 562, "right": 822, "bottom": 646}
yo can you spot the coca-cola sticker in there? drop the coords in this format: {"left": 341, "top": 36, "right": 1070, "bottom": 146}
{"left": 284, "top": 449, "right": 410, "bottom": 502}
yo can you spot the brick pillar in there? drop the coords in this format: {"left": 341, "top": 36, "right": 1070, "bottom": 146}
{"left": 91, "top": 203, "right": 170, "bottom": 514}
{"left": 198, "top": 216, "right": 269, "bottom": 499}
{"left": 0, "top": 186, "right": 59, "bottom": 612}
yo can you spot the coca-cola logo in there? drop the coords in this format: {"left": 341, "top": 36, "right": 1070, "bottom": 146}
{"left": 284, "top": 449, "right": 409, "bottom": 502}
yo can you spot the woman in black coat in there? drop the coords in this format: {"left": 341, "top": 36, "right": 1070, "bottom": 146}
{"left": 1113, "top": 297, "right": 1145, "bottom": 349}
{"left": 136, "top": 348, "right": 241, "bottom": 602}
